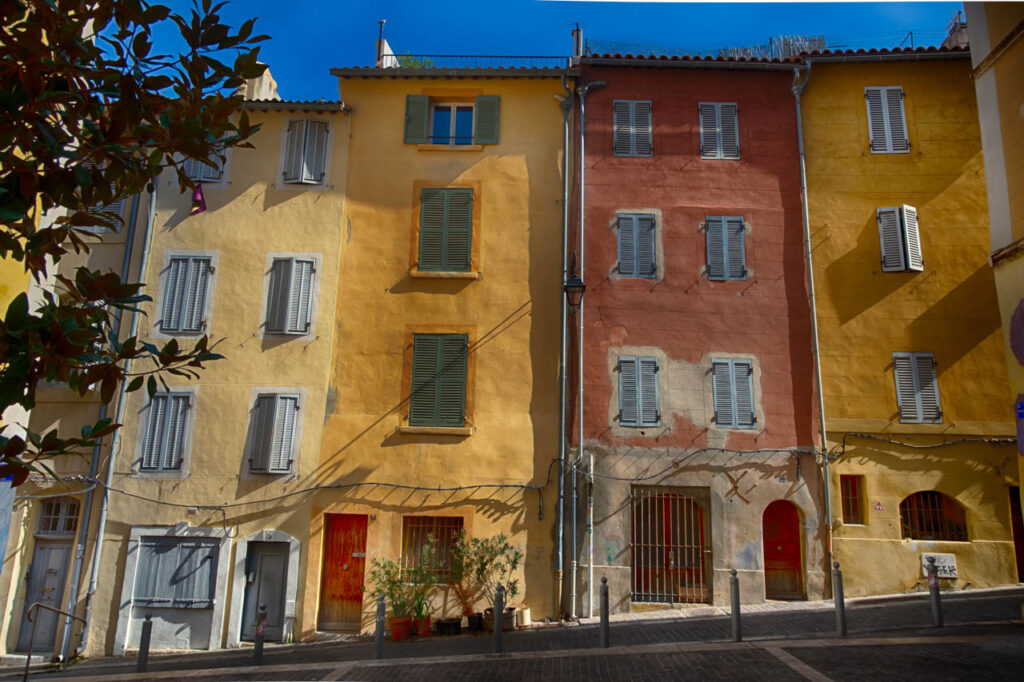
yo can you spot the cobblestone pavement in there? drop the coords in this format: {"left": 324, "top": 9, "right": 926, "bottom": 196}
{"left": 7, "top": 587, "right": 1023, "bottom": 680}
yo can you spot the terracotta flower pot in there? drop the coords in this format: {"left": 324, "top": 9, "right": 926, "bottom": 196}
{"left": 413, "top": 615, "right": 431, "bottom": 636}
{"left": 388, "top": 615, "right": 413, "bottom": 641}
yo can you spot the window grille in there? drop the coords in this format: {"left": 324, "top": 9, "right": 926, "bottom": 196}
{"left": 899, "top": 491, "right": 967, "bottom": 542}
{"left": 401, "top": 516, "right": 463, "bottom": 580}
{"left": 840, "top": 475, "right": 864, "bottom": 525}
{"left": 631, "top": 486, "right": 711, "bottom": 604}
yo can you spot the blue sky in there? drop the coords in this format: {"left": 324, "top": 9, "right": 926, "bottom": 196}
{"left": 160, "top": 1, "right": 964, "bottom": 101}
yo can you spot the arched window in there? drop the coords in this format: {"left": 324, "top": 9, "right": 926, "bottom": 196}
{"left": 899, "top": 491, "right": 967, "bottom": 541}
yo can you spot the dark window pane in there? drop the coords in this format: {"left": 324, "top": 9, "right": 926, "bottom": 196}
{"left": 454, "top": 106, "right": 474, "bottom": 145}
{"left": 431, "top": 106, "right": 452, "bottom": 144}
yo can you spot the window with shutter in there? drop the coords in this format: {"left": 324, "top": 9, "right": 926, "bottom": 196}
{"left": 183, "top": 155, "right": 225, "bottom": 183}
{"left": 616, "top": 213, "right": 657, "bottom": 278}
{"left": 418, "top": 188, "right": 473, "bottom": 272}
{"left": 711, "top": 359, "right": 756, "bottom": 429}
{"left": 699, "top": 102, "right": 740, "bottom": 160}
{"left": 410, "top": 334, "right": 468, "bottom": 427}
{"left": 618, "top": 355, "right": 659, "bottom": 427}
{"left": 134, "top": 537, "right": 219, "bottom": 608}
{"left": 266, "top": 258, "right": 315, "bottom": 334}
{"left": 160, "top": 255, "right": 213, "bottom": 334}
{"left": 612, "top": 100, "right": 653, "bottom": 157}
{"left": 705, "top": 216, "right": 746, "bottom": 280}
{"left": 876, "top": 205, "right": 922, "bottom": 272}
{"left": 77, "top": 161, "right": 129, "bottom": 233}
{"left": 140, "top": 392, "right": 191, "bottom": 472}
{"left": 249, "top": 393, "right": 299, "bottom": 473}
{"left": 865, "top": 86, "right": 909, "bottom": 154}
{"left": 892, "top": 352, "right": 942, "bottom": 423}
{"left": 282, "top": 119, "right": 330, "bottom": 184}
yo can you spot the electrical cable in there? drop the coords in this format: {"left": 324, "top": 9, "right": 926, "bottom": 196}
{"left": 833, "top": 432, "right": 1015, "bottom": 461}
{"left": 569, "top": 446, "right": 815, "bottom": 482}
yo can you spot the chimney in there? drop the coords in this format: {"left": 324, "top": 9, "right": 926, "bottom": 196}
{"left": 572, "top": 24, "right": 583, "bottom": 59}
{"left": 941, "top": 11, "right": 969, "bottom": 49}
{"left": 237, "top": 65, "right": 280, "bottom": 101}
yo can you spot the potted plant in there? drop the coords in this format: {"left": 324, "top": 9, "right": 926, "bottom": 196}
{"left": 448, "top": 530, "right": 486, "bottom": 630}
{"left": 367, "top": 556, "right": 415, "bottom": 641}
{"left": 412, "top": 591, "right": 431, "bottom": 636}
{"left": 475, "top": 534, "right": 523, "bottom": 632}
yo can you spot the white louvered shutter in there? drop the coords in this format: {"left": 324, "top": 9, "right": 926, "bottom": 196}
{"left": 269, "top": 395, "right": 298, "bottom": 472}
{"left": 184, "top": 157, "right": 223, "bottom": 182}
{"left": 265, "top": 259, "right": 291, "bottom": 333}
{"left": 877, "top": 207, "right": 906, "bottom": 272}
{"left": 283, "top": 120, "right": 305, "bottom": 183}
{"left": 885, "top": 87, "right": 909, "bottom": 153}
{"left": 639, "top": 357, "right": 659, "bottom": 425}
{"left": 720, "top": 104, "right": 739, "bottom": 160}
{"left": 619, "top": 357, "right": 639, "bottom": 425}
{"left": 637, "top": 214, "right": 656, "bottom": 278}
{"left": 141, "top": 395, "right": 167, "bottom": 469}
{"left": 706, "top": 217, "right": 726, "bottom": 279}
{"left": 892, "top": 354, "right": 920, "bottom": 421}
{"left": 617, "top": 215, "right": 637, "bottom": 276}
{"left": 303, "top": 121, "right": 329, "bottom": 183}
{"left": 865, "top": 88, "right": 888, "bottom": 153}
{"left": 699, "top": 103, "right": 718, "bottom": 158}
{"left": 250, "top": 395, "right": 276, "bottom": 471}
{"left": 613, "top": 101, "right": 632, "bottom": 156}
{"left": 163, "top": 395, "right": 190, "bottom": 469}
{"left": 725, "top": 217, "right": 746, "bottom": 279}
{"left": 712, "top": 361, "right": 734, "bottom": 427}
{"left": 901, "top": 205, "right": 922, "bottom": 271}
{"left": 180, "top": 258, "right": 210, "bottom": 333}
{"left": 161, "top": 258, "right": 186, "bottom": 332}
{"left": 633, "top": 101, "right": 652, "bottom": 156}
{"left": 288, "top": 260, "right": 315, "bottom": 333}
{"left": 915, "top": 354, "right": 941, "bottom": 422}
{"left": 734, "top": 361, "right": 755, "bottom": 428}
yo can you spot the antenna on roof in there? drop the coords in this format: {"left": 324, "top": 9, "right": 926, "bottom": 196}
{"left": 376, "top": 19, "right": 386, "bottom": 66}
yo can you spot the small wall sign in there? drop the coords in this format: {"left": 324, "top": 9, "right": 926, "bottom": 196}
{"left": 874, "top": 501, "right": 885, "bottom": 511}
{"left": 921, "top": 553, "right": 957, "bottom": 579}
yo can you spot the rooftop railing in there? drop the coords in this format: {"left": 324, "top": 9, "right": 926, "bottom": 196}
{"left": 380, "top": 54, "right": 572, "bottom": 69}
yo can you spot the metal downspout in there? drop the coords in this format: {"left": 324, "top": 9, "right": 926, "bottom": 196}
{"left": 792, "top": 65, "right": 833, "bottom": 551}
{"left": 59, "top": 193, "right": 141, "bottom": 662}
{"left": 76, "top": 181, "right": 157, "bottom": 655}
{"left": 556, "top": 74, "right": 573, "bottom": 618}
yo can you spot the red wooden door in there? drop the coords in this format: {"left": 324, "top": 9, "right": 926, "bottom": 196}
{"left": 762, "top": 500, "right": 804, "bottom": 600}
{"left": 318, "top": 514, "right": 368, "bottom": 629}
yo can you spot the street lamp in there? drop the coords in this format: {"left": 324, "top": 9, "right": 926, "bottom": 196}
{"left": 564, "top": 276, "right": 586, "bottom": 310}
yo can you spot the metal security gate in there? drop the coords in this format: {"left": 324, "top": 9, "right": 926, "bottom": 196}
{"left": 631, "top": 486, "right": 711, "bottom": 603}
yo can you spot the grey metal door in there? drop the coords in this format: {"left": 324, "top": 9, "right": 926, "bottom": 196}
{"left": 241, "top": 541, "right": 288, "bottom": 641}
{"left": 17, "top": 541, "right": 71, "bottom": 651}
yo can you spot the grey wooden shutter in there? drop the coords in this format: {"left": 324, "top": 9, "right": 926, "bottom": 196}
{"left": 184, "top": 157, "right": 222, "bottom": 182}
{"left": 141, "top": 395, "right": 168, "bottom": 469}
{"left": 725, "top": 217, "right": 746, "bottom": 279}
{"left": 885, "top": 87, "right": 909, "bottom": 153}
{"left": 734, "top": 360, "right": 755, "bottom": 428}
{"left": 437, "top": 335, "right": 468, "bottom": 427}
{"left": 283, "top": 120, "right": 305, "bottom": 182}
{"left": 163, "top": 395, "right": 189, "bottom": 469}
{"left": 901, "top": 205, "right": 922, "bottom": 271}
{"left": 618, "top": 356, "right": 639, "bottom": 425}
{"left": 892, "top": 353, "right": 919, "bottom": 421}
{"left": 266, "top": 259, "right": 291, "bottom": 333}
{"left": 699, "top": 103, "right": 718, "bottom": 159}
{"left": 445, "top": 189, "right": 473, "bottom": 271}
{"left": 877, "top": 207, "right": 906, "bottom": 271}
{"left": 174, "top": 540, "right": 217, "bottom": 606}
{"left": 162, "top": 258, "right": 187, "bottom": 332}
{"left": 410, "top": 335, "right": 440, "bottom": 425}
{"left": 712, "top": 361, "right": 734, "bottom": 427}
{"left": 269, "top": 395, "right": 298, "bottom": 472}
{"left": 639, "top": 357, "right": 659, "bottom": 425}
{"left": 915, "top": 354, "right": 941, "bottom": 422}
{"left": 180, "top": 258, "right": 210, "bottom": 333}
{"left": 404, "top": 95, "right": 430, "bottom": 144}
{"left": 303, "top": 121, "right": 328, "bottom": 183}
{"left": 288, "top": 259, "right": 315, "bottom": 333}
{"left": 865, "top": 88, "right": 888, "bottom": 153}
{"left": 720, "top": 103, "right": 739, "bottom": 159}
{"left": 613, "top": 101, "right": 632, "bottom": 156}
{"left": 418, "top": 189, "right": 447, "bottom": 271}
{"left": 633, "top": 101, "right": 652, "bottom": 156}
{"left": 617, "top": 215, "right": 637, "bottom": 276}
{"left": 637, "top": 214, "right": 656, "bottom": 278}
{"left": 705, "top": 217, "right": 726, "bottom": 279}
{"left": 474, "top": 95, "right": 500, "bottom": 145}
{"left": 250, "top": 395, "right": 276, "bottom": 471}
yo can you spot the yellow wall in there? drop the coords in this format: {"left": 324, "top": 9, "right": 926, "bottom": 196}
{"left": 803, "top": 57, "right": 1019, "bottom": 595}
{"left": 303, "top": 76, "right": 564, "bottom": 635}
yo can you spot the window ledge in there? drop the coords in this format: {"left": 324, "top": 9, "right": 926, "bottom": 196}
{"left": 410, "top": 270, "right": 480, "bottom": 280}
{"left": 399, "top": 425, "right": 473, "bottom": 436}
{"left": 416, "top": 144, "right": 483, "bottom": 152}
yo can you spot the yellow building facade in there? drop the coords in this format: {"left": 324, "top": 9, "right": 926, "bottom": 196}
{"left": 802, "top": 50, "right": 1021, "bottom": 595}
{"left": 302, "top": 69, "right": 568, "bottom": 635}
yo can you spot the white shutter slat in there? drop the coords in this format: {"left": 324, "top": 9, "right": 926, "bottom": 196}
{"left": 720, "top": 103, "right": 739, "bottom": 159}
{"left": 303, "top": 121, "right": 328, "bottom": 183}
{"left": 725, "top": 217, "right": 746, "bottom": 279}
{"left": 699, "top": 103, "right": 719, "bottom": 159}
{"left": 865, "top": 88, "right": 888, "bottom": 152}
{"left": 639, "top": 357, "right": 659, "bottom": 425}
{"left": 734, "top": 361, "right": 755, "bottom": 428}
{"left": 141, "top": 395, "right": 167, "bottom": 469}
{"left": 619, "top": 357, "right": 639, "bottom": 425}
{"left": 885, "top": 87, "right": 909, "bottom": 153}
{"left": 617, "top": 215, "right": 637, "bottom": 277}
{"left": 901, "top": 204, "right": 922, "bottom": 271}
{"left": 877, "top": 207, "right": 906, "bottom": 272}
{"left": 163, "top": 395, "right": 189, "bottom": 469}
{"left": 633, "top": 101, "right": 652, "bottom": 156}
{"left": 706, "top": 217, "right": 726, "bottom": 279}
{"left": 266, "top": 259, "right": 291, "bottom": 333}
{"left": 269, "top": 396, "right": 298, "bottom": 472}
{"left": 290, "top": 260, "right": 315, "bottom": 333}
{"left": 181, "top": 258, "right": 210, "bottom": 333}
{"left": 915, "top": 354, "right": 941, "bottom": 422}
{"left": 637, "top": 214, "right": 656, "bottom": 278}
{"left": 613, "top": 101, "right": 632, "bottom": 156}
{"left": 283, "top": 120, "right": 305, "bottom": 183}
{"left": 893, "top": 354, "right": 920, "bottom": 421}
{"left": 162, "top": 258, "right": 186, "bottom": 332}
{"left": 712, "top": 361, "right": 734, "bottom": 427}
{"left": 250, "top": 395, "right": 275, "bottom": 471}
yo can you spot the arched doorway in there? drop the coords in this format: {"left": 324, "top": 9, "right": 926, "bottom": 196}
{"left": 762, "top": 499, "right": 804, "bottom": 600}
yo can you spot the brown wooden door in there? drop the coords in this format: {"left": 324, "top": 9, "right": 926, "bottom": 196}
{"left": 763, "top": 500, "right": 804, "bottom": 600}
{"left": 317, "top": 514, "right": 368, "bottom": 630}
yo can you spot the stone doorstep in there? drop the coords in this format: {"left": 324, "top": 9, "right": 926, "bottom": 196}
{"left": 0, "top": 654, "right": 49, "bottom": 669}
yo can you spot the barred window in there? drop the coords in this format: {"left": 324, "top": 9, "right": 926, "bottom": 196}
{"left": 840, "top": 475, "right": 864, "bottom": 525}
{"left": 401, "top": 516, "right": 463, "bottom": 580}
{"left": 899, "top": 491, "right": 967, "bottom": 541}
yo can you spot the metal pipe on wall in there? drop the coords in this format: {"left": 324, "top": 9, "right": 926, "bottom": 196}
{"left": 556, "top": 73, "right": 573, "bottom": 619}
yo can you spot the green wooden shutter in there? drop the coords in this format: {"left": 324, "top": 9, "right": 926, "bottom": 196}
{"left": 437, "top": 335, "right": 468, "bottom": 426}
{"left": 419, "top": 189, "right": 472, "bottom": 272}
{"left": 410, "top": 335, "right": 441, "bottom": 425}
{"left": 418, "top": 189, "right": 447, "bottom": 271}
{"left": 445, "top": 189, "right": 473, "bottom": 271}
{"left": 405, "top": 95, "right": 430, "bottom": 144}
{"left": 474, "top": 95, "right": 500, "bottom": 145}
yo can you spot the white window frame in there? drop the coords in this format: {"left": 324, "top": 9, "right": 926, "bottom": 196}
{"left": 429, "top": 102, "right": 476, "bottom": 147}
{"left": 36, "top": 498, "right": 79, "bottom": 537}
{"left": 699, "top": 102, "right": 740, "bottom": 160}
{"left": 132, "top": 385, "right": 198, "bottom": 479}
{"left": 276, "top": 116, "right": 334, "bottom": 190}
{"left": 244, "top": 387, "right": 306, "bottom": 478}
{"left": 892, "top": 352, "right": 942, "bottom": 424}
{"left": 153, "top": 249, "right": 219, "bottom": 340}
{"left": 259, "top": 252, "right": 322, "bottom": 340}
{"left": 865, "top": 86, "right": 910, "bottom": 154}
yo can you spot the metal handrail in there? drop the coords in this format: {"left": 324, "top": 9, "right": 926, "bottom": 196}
{"left": 22, "top": 602, "right": 85, "bottom": 682}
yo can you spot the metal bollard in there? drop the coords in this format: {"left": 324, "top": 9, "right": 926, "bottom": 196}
{"left": 600, "top": 577, "right": 610, "bottom": 648}
{"left": 730, "top": 568, "right": 742, "bottom": 642}
{"left": 832, "top": 562, "right": 847, "bottom": 637}
{"left": 927, "top": 556, "right": 943, "bottom": 628}
{"left": 253, "top": 603, "right": 267, "bottom": 665}
{"left": 136, "top": 614, "right": 153, "bottom": 673}
{"left": 375, "top": 593, "right": 385, "bottom": 659}
{"left": 494, "top": 582, "right": 505, "bottom": 654}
